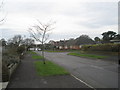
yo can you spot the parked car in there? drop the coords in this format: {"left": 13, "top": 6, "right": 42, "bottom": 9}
{"left": 37, "top": 48, "right": 41, "bottom": 51}
{"left": 29, "top": 48, "right": 35, "bottom": 51}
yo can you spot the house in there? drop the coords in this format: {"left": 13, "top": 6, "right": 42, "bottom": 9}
{"left": 48, "top": 39, "right": 81, "bottom": 50}
{"left": 48, "top": 35, "right": 95, "bottom": 50}
{"left": 110, "top": 39, "right": 120, "bottom": 44}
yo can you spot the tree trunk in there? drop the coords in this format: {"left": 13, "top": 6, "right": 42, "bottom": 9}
{"left": 42, "top": 44, "right": 45, "bottom": 64}
{"left": 118, "top": 44, "right": 120, "bottom": 65}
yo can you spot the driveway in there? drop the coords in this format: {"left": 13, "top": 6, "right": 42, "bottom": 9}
{"left": 36, "top": 51, "right": 118, "bottom": 88}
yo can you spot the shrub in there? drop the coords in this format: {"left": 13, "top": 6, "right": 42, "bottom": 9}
{"left": 81, "top": 43, "right": 120, "bottom": 52}
{"left": 2, "top": 48, "right": 21, "bottom": 82}
{"left": 2, "top": 61, "right": 9, "bottom": 82}
{"left": 17, "top": 45, "right": 25, "bottom": 55}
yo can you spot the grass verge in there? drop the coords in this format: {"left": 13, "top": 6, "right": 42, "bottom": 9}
{"left": 68, "top": 52, "right": 107, "bottom": 59}
{"left": 28, "top": 51, "right": 44, "bottom": 59}
{"left": 29, "top": 51, "right": 37, "bottom": 55}
{"left": 34, "top": 61, "right": 69, "bottom": 76}
{"left": 32, "top": 55, "right": 44, "bottom": 59}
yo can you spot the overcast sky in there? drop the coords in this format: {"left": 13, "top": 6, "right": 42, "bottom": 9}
{"left": 0, "top": 0, "right": 119, "bottom": 42}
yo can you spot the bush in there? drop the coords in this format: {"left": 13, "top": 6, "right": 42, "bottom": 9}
{"left": 81, "top": 43, "right": 120, "bottom": 52}
{"left": 3, "top": 50, "right": 20, "bottom": 66}
{"left": 2, "top": 61, "right": 9, "bottom": 82}
{"left": 2, "top": 48, "right": 21, "bottom": 82}
{"left": 17, "top": 46, "right": 25, "bottom": 55}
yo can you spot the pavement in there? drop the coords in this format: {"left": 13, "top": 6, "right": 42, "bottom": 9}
{"left": 6, "top": 53, "right": 90, "bottom": 88}
{"left": 35, "top": 51, "right": 119, "bottom": 88}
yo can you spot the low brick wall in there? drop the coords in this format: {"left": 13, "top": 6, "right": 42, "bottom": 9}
{"left": 8, "top": 63, "right": 17, "bottom": 78}
{"left": 8, "top": 61, "right": 20, "bottom": 79}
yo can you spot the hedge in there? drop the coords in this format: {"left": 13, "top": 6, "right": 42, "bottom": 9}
{"left": 81, "top": 43, "right": 120, "bottom": 52}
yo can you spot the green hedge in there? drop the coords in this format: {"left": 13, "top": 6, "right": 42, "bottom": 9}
{"left": 2, "top": 47, "right": 21, "bottom": 82}
{"left": 81, "top": 43, "right": 120, "bottom": 52}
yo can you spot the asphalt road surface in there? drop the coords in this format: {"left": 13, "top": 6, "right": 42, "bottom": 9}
{"left": 7, "top": 54, "right": 89, "bottom": 88}
{"left": 36, "top": 51, "right": 118, "bottom": 88}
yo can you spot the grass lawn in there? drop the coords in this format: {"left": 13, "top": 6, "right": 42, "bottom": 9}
{"left": 34, "top": 61, "right": 69, "bottom": 76}
{"left": 32, "top": 55, "right": 44, "bottom": 59}
{"left": 83, "top": 51, "right": 118, "bottom": 56}
{"left": 45, "top": 50, "right": 118, "bottom": 56}
{"left": 68, "top": 52, "right": 107, "bottom": 59}
{"left": 29, "top": 51, "right": 37, "bottom": 55}
{"left": 28, "top": 51, "right": 44, "bottom": 59}
{"left": 28, "top": 51, "right": 43, "bottom": 59}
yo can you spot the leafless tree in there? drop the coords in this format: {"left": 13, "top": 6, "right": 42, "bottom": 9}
{"left": 22, "top": 38, "right": 35, "bottom": 51}
{"left": 23, "top": 38, "right": 34, "bottom": 46}
{"left": 8, "top": 35, "right": 23, "bottom": 47}
{"left": 28, "top": 20, "right": 55, "bottom": 64}
{"left": 0, "top": 0, "right": 5, "bottom": 23}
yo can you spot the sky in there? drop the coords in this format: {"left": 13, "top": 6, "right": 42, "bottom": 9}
{"left": 0, "top": 0, "right": 119, "bottom": 43}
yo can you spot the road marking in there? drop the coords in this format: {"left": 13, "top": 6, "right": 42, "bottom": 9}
{"left": 71, "top": 74, "right": 96, "bottom": 90}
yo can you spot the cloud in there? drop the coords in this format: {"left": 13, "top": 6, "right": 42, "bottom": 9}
{"left": 5, "top": 1, "right": 56, "bottom": 15}
{"left": 1, "top": 0, "right": 118, "bottom": 41}
{"left": 73, "top": 2, "right": 118, "bottom": 28}
{"left": 1, "top": 28, "right": 29, "bottom": 39}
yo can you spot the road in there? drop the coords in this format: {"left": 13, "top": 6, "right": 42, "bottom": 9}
{"left": 36, "top": 51, "right": 118, "bottom": 88}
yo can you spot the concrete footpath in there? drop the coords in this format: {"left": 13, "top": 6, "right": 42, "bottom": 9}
{"left": 6, "top": 53, "right": 90, "bottom": 88}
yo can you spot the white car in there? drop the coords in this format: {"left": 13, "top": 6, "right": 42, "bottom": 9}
{"left": 37, "top": 48, "right": 41, "bottom": 51}
{"left": 29, "top": 48, "right": 35, "bottom": 51}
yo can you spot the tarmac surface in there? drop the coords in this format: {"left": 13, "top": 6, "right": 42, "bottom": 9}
{"left": 36, "top": 51, "right": 119, "bottom": 88}
{"left": 7, "top": 53, "right": 90, "bottom": 88}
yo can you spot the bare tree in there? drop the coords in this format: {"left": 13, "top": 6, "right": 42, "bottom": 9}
{"left": 0, "top": 0, "right": 5, "bottom": 23}
{"left": 28, "top": 20, "right": 55, "bottom": 64}
{"left": 22, "top": 38, "right": 35, "bottom": 51}
{"left": 7, "top": 35, "right": 23, "bottom": 47}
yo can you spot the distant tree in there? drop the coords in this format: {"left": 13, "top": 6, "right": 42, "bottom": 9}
{"left": 17, "top": 45, "right": 25, "bottom": 55}
{"left": 28, "top": 20, "right": 55, "bottom": 64}
{"left": 7, "top": 35, "right": 23, "bottom": 47}
{"left": 114, "top": 34, "right": 120, "bottom": 40}
{"left": 75, "top": 35, "right": 95, "bottom": 45}
{"left": 80, "top": 35, "right": 91, "bottom": 39}
{"left": 94, "top": 37, "right": 101, "bottom": 43}
{"left": 1, "top": 38, "right": 6, "bottom": 46}
{"left": 102, "top": 31, "right": 117, "bottom": 43}
{"left": 0, "top": 0, "right": 5, "bottom": 24}
{"left": 22, "top": 38, "right": 35, "bottom": 51}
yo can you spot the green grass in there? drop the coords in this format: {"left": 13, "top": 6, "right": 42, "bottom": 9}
{"left": 68, "top": 52, "right": 107, "bottom": 59}
{"left": 32, "top": 55, "right": 44, "bottom": 59}
{"left": 29, "top": 51, "right": 37, "bottom": 55}
{"left": 28, "top": 51, "right": 44, "bottom": 59}
{"left": 34, "top": 61, "right": 69, "bottom": 76}
{"left": 83, "top": 51, "right": 118, "bottom": 56}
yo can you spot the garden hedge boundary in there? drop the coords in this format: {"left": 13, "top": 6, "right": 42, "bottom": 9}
{"left": 81, "top": 43, "right": 120, "bottom": 52}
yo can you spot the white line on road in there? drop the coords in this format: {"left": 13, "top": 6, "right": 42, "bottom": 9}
{"left": 71, "top": 74, "right": 96, "bottom": 90}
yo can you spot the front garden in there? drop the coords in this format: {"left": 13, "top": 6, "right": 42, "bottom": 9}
{"left": 2, "top": 46, "right": 25, "bottom": 82}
